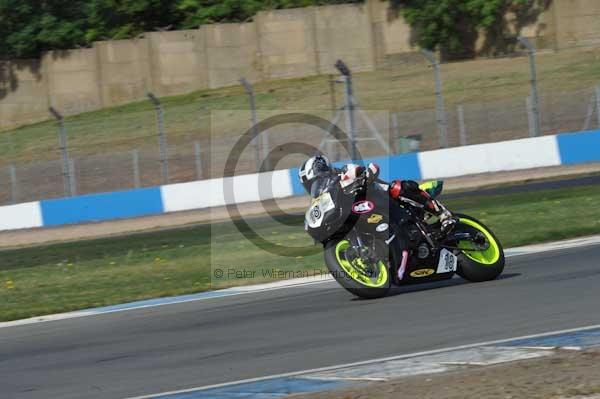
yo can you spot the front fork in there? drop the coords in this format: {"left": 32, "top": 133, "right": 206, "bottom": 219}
{"left": 346, "top": 230, "right": 381, "bottom": 268}
{"left": 380, "top": 224, "right": 409, "bottom": 284}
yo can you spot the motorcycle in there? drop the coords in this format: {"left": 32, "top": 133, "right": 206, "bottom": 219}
{"left": 304, "top": 173, "right": 505, "bottom": 299}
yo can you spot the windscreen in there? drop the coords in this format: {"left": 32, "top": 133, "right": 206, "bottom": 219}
{"left": 310, "top": 175, "right": 339, "bottom": 198}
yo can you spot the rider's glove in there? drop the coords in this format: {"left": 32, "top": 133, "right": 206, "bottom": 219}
{"left": 365, "top": 163, "right": 380, "bottom": 185}
{"left": 340, "top": 163, "right": 379, "bottom": 190}
{"left": 340, "top": 164, "right": 362, "bottom": 189}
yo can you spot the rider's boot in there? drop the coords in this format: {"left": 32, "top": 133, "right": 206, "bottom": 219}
{"left": 439, "top": 207, "right": 456, "bottom": 234}
{"left": 389, "top": 179, "right": 456, "bottom": 234}
{"left": 429, "top": 198, "right": 456, "bottom": 234}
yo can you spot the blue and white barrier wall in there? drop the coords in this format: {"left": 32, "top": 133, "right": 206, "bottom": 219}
{"left": 418, "top": 135, "right": 561, "bottom": 178}
{"left": 1, "top": 130, "right": 599, "bottom": 232}
{"left": 0, "top": 202, "right": 43, "bottom": 231}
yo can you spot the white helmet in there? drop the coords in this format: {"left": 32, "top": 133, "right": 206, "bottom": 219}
{"left": 298, "top": 155, "right": 332, "bottom": 192}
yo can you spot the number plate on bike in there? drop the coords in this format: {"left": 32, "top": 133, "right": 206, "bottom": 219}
{"left": 437, "top": 249, "right": 457, "bottom": 274}
{"left": 306, "top": 192, "right": 335, "bottom": 228}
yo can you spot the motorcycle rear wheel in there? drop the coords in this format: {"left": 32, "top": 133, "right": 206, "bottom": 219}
{"left": 324, "top": 239, "right": 391, "bottom": 299}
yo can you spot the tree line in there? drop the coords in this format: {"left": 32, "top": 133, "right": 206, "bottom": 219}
{"left": 0, "top": 0, "right": 358, "bottom": 58}
{"left": 0, "top": 0, "right": 540, "bottom": 59}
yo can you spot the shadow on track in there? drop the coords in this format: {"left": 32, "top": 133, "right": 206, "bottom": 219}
{"left": 350, "top": 273, "right": 522, "bottom": 301}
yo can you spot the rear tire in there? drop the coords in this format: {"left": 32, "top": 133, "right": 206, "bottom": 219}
{"left": 454, "top": 214, "right": 505, "bottom": 282}
{"left": 324, "top": 239, "right": 391, "bottom": 299}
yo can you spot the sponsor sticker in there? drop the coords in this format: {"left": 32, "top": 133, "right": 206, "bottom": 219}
{"left": 367, "top": 214, "right": 383, "bottom": 224}
{"left": 410, "top": 268, "right": 435, "bottom": 278}
{"left": 376, "top": 223, "right": 389, "bottom": 232}
{"left": 352, "top": 200, "right": 375, "bottom": 214}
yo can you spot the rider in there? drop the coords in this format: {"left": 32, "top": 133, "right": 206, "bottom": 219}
{"left": 298, "top": 155, "right": 456, "bottom": 232}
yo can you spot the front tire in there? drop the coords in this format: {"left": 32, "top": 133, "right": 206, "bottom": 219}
{"left": 454, "top": 214, "right": 505, "bottom": 282}
{"left": 324, "top": 239, "right": 391, "bottom": 299}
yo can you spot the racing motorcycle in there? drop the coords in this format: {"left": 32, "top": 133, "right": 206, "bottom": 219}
{"left": 304, "top": 174, "right": 505, "bottom": 299}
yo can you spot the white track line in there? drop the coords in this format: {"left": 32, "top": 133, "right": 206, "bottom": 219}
{"left": 2, "top": 235, "right": 600, "bottom": 329}
{"left": 125, "top": 323, "right": 600, "bottom": 399}
{"left": 505, "top": 235, "right": 600, "bottom": 255}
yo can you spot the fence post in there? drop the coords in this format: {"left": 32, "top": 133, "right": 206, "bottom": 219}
{"left": 457, "top": 105, "right": 467, "bottom": 146}
{"left": 147, "top": 92, "right": 169, "bottom": 184}
{"left": 69, "top": 158, "right": 77, "bottom": 196}
{"left": 596, "top": 85, "right": 600, "bottom": 128}
{"left": 329, "top": 74, "right": 340, "bottom": 161}
{"left": 132, "top": 149, "right": 141, "bottom": 188}
{"left": 526, "top": 96, "right": 537, "bottom": 138}
{"left": 518, "top": 37, "right": 541, "bottom": 137}
{"left": 582, "top": 95, "right": 594, "bottom": 131}
{"left": 240, "top": 78, "right": 269, "bottom": 172}
{"left": 421, "top": 50, "right": 448, "bottom": 148}
{"left": 329, "top": 74, "right": 337, "bottom": 114}
{"left": 391, "top": 112, "right": 400, "bottom": 154}
{"left": 49, "top": 107, "right": 74, "bottom": 197}
{"left": 335, "top": 60, "right": 358, "bottom": 160}
{"left": 9, "top": 165, "right": 17, "bottom": 204}
{"left": 325, "top": 139, "right": 333, "bottom": 162}
{"left": 194, "top": 141, "right": 203, "bottom": 180}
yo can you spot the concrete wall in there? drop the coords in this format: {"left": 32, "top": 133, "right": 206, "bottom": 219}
{"left": 255, "top": 8, "right": 318, "bottom": 79}
{"left": 314, "top": 3, "right": 376, "bottom": 74}
{"left": 96, "top": 38, "right": 152, "bottom": 106}
{"left": 43, "top": 48, "right": 103, "bottom": 115}
{"left": 148, "top": 30, "right": 209, "bottom": 96}
{"left": 2, "top": 0, "right": 600, "bottom": 129}
{"left": 553, "top": 0, "right": 600, "bottom": 48}
{"left": 0, "top": 60, "right": 48, "bottom": 127}
{"left": 204, "top": 23, "right": 261, "bottom": 88}
{"left": 368, "top": 0, "right": 416, "bottom": 65}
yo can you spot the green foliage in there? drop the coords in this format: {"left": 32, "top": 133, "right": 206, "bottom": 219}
{"left": 0, "top": 0, "right": 361, "bottom": 59}
{"left": 0, "top": 0, "right": 88, "bottom": 58}
{"left": 392, "top": 0, "right": 531, "bottom": 58}
{"left": 85, "top": 0, "right": 184, "bottom": 42}
{"left": 176, "top": 0, "right": 264, "bottom": 27}
{"left": 177, "top": 0, "right": 358, "bottom": 27}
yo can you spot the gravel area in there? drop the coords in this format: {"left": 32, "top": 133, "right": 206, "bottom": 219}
{"left": 290, "top": 349, "right": 600, "bottom": 399}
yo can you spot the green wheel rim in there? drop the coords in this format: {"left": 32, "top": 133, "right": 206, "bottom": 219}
{"left": 334, "top": 240, "right": 389, "bottom": 288}
{"left": 457, "top": 218, "right": 500, "bottom": 265}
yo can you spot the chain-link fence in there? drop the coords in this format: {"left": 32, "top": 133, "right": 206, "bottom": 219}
{"left": 1, "top": 47, "right": 600, "bottom": 206}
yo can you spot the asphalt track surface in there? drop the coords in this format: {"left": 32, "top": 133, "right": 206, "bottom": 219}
{"left": 442, "top": 173, "right": 600, "bottom": 199}
{"left": 2, "top": 243, "right": 600, "bottom": 399}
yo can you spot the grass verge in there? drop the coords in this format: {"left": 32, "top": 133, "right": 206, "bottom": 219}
{"left": 1, "top": 183, "right": 600, "bottom": 321}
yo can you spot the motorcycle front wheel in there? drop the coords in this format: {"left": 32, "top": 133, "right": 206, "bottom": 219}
{"left": 323, "top": 239, "right": 391, "bottom": 299}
